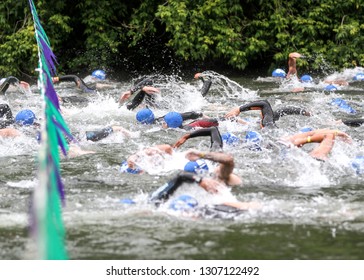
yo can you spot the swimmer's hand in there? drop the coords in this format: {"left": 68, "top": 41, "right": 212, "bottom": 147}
{"left": 119, "top": 90, "right": 132, "bottom": 103}
{"left": 199, "top": 178, "right": 221, "bottom": 194}
{"left": 194, "top": 73, "right": 202, "bottom": 79}
{"left": 224, "top": 107, "right": 240, "bottom": 118}
{"left": 185, "top": 149, "right": 204, "bottom": 161}
{"left": 173, "top": 134, "right": 190, "bottom": 148}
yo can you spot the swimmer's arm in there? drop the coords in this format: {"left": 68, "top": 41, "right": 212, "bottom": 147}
{"left": 173, "top": 128, "right": 216, "bottom": 148}
{"left": 186, "top": 150, "right": 234, "bottom": 181}
{"left": 180, "top": 111, "right": 203, "bottom": 121}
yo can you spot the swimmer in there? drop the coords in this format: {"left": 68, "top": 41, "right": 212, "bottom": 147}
{"left": 224, "top": 99, "right": 311, "bottom": 128}
{"left": 173, "top": 127, "right": 223, "bottom": 151}
{"left": 85, "top": 125, "right": 132, "bottom": 142}
{"left": 52, "top": 70, "right": 110, "bottom": 94}
{"left": 0, "top": 76, "right": 31, "bottom": 95}
{"left": 120, "top": 144, "right": 173, "bottom": 174}
{"left": 136, "top": 108, "right": 218, "bottom": 130}
{"left": 149, "top": 150, "right": 258, "bottom": 212}
{"left": 279, "top": 129, "right": 351, "bottom": 161}
{"left": 118, "top": 75, "right": 161, "bottom": 110}
{"left": 0, "top": 109, "right": 40, "bottom": 138}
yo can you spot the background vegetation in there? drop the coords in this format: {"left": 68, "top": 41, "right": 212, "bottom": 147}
{"left": 1, "top": 0, "right": 364, "bottom": 80}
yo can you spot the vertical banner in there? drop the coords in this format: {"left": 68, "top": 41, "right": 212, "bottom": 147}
{"left": 28, "top": 0, "right": 73, "bottom": 259}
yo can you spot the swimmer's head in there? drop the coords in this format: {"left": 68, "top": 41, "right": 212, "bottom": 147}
{"left": 351, "top": 156, "right": 364, "bottom": 175}
{"left": 120, "top": 160, "right": 142, "bottom": 174}
{"left": 222, "top": 132, "right": 240, "bottom": 146}
{"left": 245, "top": 131, "right": 262, "bottom": 151}
{"left": 15, "top": 109, "right": 36, "bottom": 126}
{"left": 325, "top": 84, "right": 338, "bottom": 92}
{"left": 136, "top": 108, "right": 155, "bottom": 124}
{"left": 169, "top": 194, "right": 198, "bottom": 211}
{"left": 299, "top": 127, "right": 313, "bottom": 133}
{"left": 164, "top": 112, "right": 183, "bottom": 128}
{"left": 272, "top": 69, "right": 286, "bottom": 78}
{"left": 184, "top": 159, "right": 209, "bottom": 174}
{"left": 300, "top": 75, "right": 313, "bottom": 83}
{"left": 353, "top": 73, "right": 364, "bottom": 81}
{"left": 91, "top": 69, "right": 106, "bottom": 80}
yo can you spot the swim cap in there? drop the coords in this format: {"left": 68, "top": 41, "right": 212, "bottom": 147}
{"left": 245, "top": 131, "right": 262, "bottom": 151}
{"left": 330, "top": 98, "right": 356, "bottom": 114}
{"left": 184, "top": 159, "right": 209, "bottom": 174}
{"left": 136, "top": 108, "right": 155, "bottom": 124}
{"left": 272, "top": 69, "right": 286, "bottom": 78}
{"left": 169, "top": 194, "right": 198, "bottom": 211}
{"left": 120, "top": 160, "right": 142, "bottom": 174}
{"left": 324, "top": 84, "right": 338, "bottom": 91}
{"left": 222, "top": 132, "right": 240, "bottom": 146}
{"left": 91, "top": 69, "right": 106, "bottom": 80}
{"left": 300, "top": 75, "right": 313, "bottom": 83}
{"left": 353, "top": 73, "right": 364, "bottom": 81}
{"left": 164, "top": 112, "right": 183, "bottom": 128}
{"left": 15, "top": 109, "right": 36, "bottom": 126}
{"left": 299, "top": 127, "right": 313, "bottom": 133}
{"left": 351, "top": 156, "right": 364, "bottom": 175}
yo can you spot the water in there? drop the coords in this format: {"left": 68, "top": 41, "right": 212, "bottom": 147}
{"left": 1, "top": 69, "right": 364, "bottom": 260}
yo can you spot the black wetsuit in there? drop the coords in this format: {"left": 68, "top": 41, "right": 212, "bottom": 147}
{"left": 86, "top": 126, "right": 114, "bottom": 142}
{"left": 53, "top": 75, "right": 96, "bottom": 93}
{"left": 182, "top": 127, "right": 223, "bottom": 151}
{"left": 238, "top": 99, "right": 310, "bottom": 128}
{"left": 197, "top": 74, "right": 213, "bottom": 97}
{"left": 0, "top": 76, "right": 21, "bottom": 94}
{"left": 126, "top": 76, "right": 157, "bottom": 110}
{"left": 0, "top": 104, "right": 14, "bottom": 128}
{"left": 342, "top": 118, "right": 364, "bottom": 127}
{"left": 149, "top": 172, "right": 246, "bottom": 218}
{"left": 150, "top": 172, "right": 202, "bottom": 204}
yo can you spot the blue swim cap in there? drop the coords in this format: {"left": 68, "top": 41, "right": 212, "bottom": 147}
{"left": 330, "top": 98, "right": 356, "bottom": 114}
{"left": 15, "top": 109, "right": 36, "bottom": 126}
{"left": 164, "top": 112, "right": 183, "bottom": 128}
{"left": 301, "top": 75, "right": 313, "bottom": 83}
{"left": 299, "top": 127, "right": 313, "bottom": 133}
{"left": 222, "top": 132, "right": 240, "bottom": 146}
{"left": 169, "top": 194, "right": 198, "bottom": 211}
{"left": 353, "top": 73, "right": 364, "bottom": 81}
{"left": 120, "top": 160, "right": 142, "bottom": 174}
{"left": 324, "top": 84, "right": 338, "bottom": 91}
{"left": 245, "top": 131, "right": 262, "bottom": 151}
{"left": 136, "top": 108, "right": 155, "bottom": 124}
{"left": 272, "top": 68, "right": 286, "bottom": 78}
{"left": 92, "top": 69, "right": 106, "bottom": 80}
{"left": 351, "top": 156, "right": 364, "bottom": 175}
{"left": 184, "top": 159, "right": 209, "bottom": 174}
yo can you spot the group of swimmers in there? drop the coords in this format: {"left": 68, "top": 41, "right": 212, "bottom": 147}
{"left": 1, "top": 52, "right": 363, "bottom": 217}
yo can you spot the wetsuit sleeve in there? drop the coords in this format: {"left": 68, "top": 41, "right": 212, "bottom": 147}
{"left": 188, "top": 127, "right": 223, "bottom": 149}
{"left": 342, "top": 118, "right": 364, "bottom": 127}
{"left": 239, "top": 100, "right": 275, "bottom": 128}
{"left": 149, "top": 172, "right": 202, "bottom": 203}
{"left": 126, "top": 90, "right": 146, "bottom": 110}
{"left": 86, "top": 126, "right": 113, "bottom": 142}
{"left": 200, "top": 79, "right": 212, "bottom": 97}
{"left": 273, "top": 106, "right": 310, "bottom": 121}
{"left": 130, "top": 77, "right": 153, "bottom": 94}
{"left": 0, "top": 76, "right": 20, "bottom": 94}
{"left": 180, "top": 111, "right": 203, "bottom": 121}
{"left": 56, "top": 75, "right": 96, "bottom": 92}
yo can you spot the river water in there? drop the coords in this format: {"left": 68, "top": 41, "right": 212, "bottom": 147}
{"left": 1, "top": 68, "right": 364, "bottom": 260}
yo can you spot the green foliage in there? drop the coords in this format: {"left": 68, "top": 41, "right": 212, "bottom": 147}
{"left": 1, "top": 0, "right": 364, "bottom": 76}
